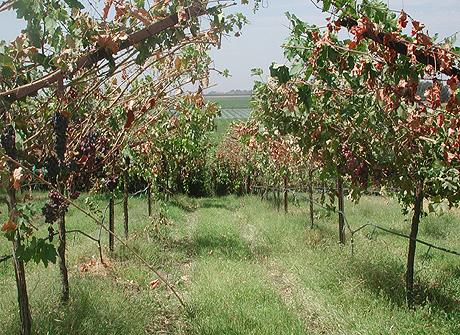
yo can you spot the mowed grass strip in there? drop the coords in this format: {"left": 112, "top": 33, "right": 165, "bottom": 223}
{"left": 183, "top": 198, "right": 308, "bottom": 334}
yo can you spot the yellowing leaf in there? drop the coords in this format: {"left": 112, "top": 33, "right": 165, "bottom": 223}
{"left": 174, "top": 56, "right": 182, "bottom": 71}
{"left": 12, "top": 167, "right": 23, "bottom": 190}
{"left": 95, "top": 34, "right": 119, "bottom": 54}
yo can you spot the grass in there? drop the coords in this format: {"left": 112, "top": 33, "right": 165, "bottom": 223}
{"left": 1, "top": 193, "right": 460, "bottom": 334}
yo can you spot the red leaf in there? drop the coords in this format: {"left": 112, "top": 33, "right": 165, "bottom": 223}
{"left": 424, "top": 81, "right": 442, "bottom": 109}
{"left": 398, "top": 10, "right": 408, "bottom": 29}
{"left": 411, "top": 20, "right": 425, "bottom": 36}
{"left": 124, "top": 109, "right": 135, "bottom": 129}
{"left": 445, "top": 151, "right": 456, "bottom": 163}
{"left": 149, "top": 279, "right": 160, "bottom": 289}
{"left": 437, "top": 113, "right": 444, "bottom": 127}
{"left": 1, "top": 220, "right": 17, "bottom": 232}
{"left": 415, "top": 33, "right": 432, "bottom": 47}
{"left": 78, "top": 155, "right": 88, "bottom": 165}
{"left": 447, "top": 76, "right": 459, "bottom": 92}
{"left": 347, "top": 40, "right": 357, "bottom": 49}
{"left": 148, "top": 97, "right": 156, "bottom": 109}
{"left": 103, "top": 0, "right": 114, "bottom": 20}
{"left": 407, "top": 44, "right": 417, "bottom": 63}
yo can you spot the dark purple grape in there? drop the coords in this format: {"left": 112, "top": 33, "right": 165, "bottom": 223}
{"left": 1, "top": 125, "right": 17, "bottom": 159}
{"left": 42, "top": 191, "right": 69, "bottom": 224}
{"left": 53, "top": 112, "right": 68, "bottom": 161}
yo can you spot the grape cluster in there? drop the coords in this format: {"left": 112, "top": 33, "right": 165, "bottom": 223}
{"left": 44, "top": 156, "right": 60, "bottom": 184}
{"left": 80, "top": 131, "right": 97, "bottom": 155}
{"left": 65, "top": 131, "right": 109, "bottom": 192}
{"left": 341, "top": 144, "right": 369, "bottom": 187}
{"left": 42, "top": 190, "right": 69, "bottom": 224}
{"left": 1, "top": 125, "right": 17, "bottom": 159}
{"left": 53, "top": 112, "right": 68, "bottom": 161}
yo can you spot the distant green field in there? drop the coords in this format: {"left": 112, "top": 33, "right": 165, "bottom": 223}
{"left": 206, "top": 95, "right": 251, "bottom": 109}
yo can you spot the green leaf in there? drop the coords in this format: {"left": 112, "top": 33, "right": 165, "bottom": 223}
{"left": 298, "top": 85, "right": 312, "bottom": 112}
{"left": 323, "top": 0, "right": 331, "bottom": 12}
{"left": 269, "top": 63, "right": 290, "bottom": 84}
{"left": 251, "top": 68, "right": 263, "bottom": 77}
{"left": 134, "top": 0, "right": 145, "bottom": 7}
{"left": 289, "top": 62, "right": 303, "bottom": 76}
{"left": 64, "top": 0, "right": 84, "bottom": 9}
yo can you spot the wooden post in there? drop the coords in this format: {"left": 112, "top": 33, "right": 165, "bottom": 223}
{"left": 12, "top": 235, "right": 32, "bottom": 335}
{"left": 2, "top": 124, "right": 32, "bottom": 334}
{"left": 53, "top": 109, "right": 70, "bottom": 304}
{"left": 57, "top": 210, "right": 69, "bottom": 303}
{"left": 123, "top": 156, "right": 130, "bottom": 239}
{"left": 147, "top": 183, "right": 152, "bottom": 217}
{"left": 276, "top": 182, "right": 281, "bottom": 212}
{"left": 406, "top": 180, "right": 424, "bottom": 308}
{"left": 309, "top": 169, "right": 314, "bottom": 229}
{"left": 321, "top": 181, "right": 326, "bottom": 203}
{"left": 109, "top": 195, "right": 115, "bottom": 252}
{"left": 337, "top": 175, "right": 345, "bottom": 245}
{"left": 283, "top": 174, "right": 288, "bottom": 214}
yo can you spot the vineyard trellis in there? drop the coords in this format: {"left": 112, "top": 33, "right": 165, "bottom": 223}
{"left": 245, "top": 0, "right": 460, "bottom": 308}
{"left": 252, "top": 184, "right": 460, "bottom": 259}
{"left": 1, "top": 0, "right": 460, "bottom": 333}
{"left": 0, "top": 0, "right": 252, "bottom": 333}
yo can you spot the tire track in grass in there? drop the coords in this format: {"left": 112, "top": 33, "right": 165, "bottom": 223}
{"left": 182, "top": 197, "right": 307, "bottom": 334}
{"left": 262, "top": 258, "right": 339, "bottom": 335}
{"left": 231, "top": 197, "right": 338, "bottom": 335}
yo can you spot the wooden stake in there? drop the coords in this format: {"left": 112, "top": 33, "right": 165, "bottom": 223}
{"left": 309, "top": 169, "right": 314, "bottom": 229}
{"left": 109, "top": 195, "right": 115, "bottom": 252}
{"left": 406, "top": 180, "right": 424, "bottom": 308}
{"left": 337, "top": 175, "right": 345, "bottom": 245}
{"left": 123, "top": 156, "right": 130, "bottom": 239}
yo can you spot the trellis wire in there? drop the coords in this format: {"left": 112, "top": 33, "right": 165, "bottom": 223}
{"left": 252, "top": 185, "right": 460, "bottom": 259}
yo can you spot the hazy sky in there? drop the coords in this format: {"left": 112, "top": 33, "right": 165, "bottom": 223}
{"left": 1, "top": 1, "right": 459, "bottom": 91}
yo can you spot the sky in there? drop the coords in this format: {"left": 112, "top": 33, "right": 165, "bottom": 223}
{"left": 1, "top": 0, "right": 459, "bottom": 92}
